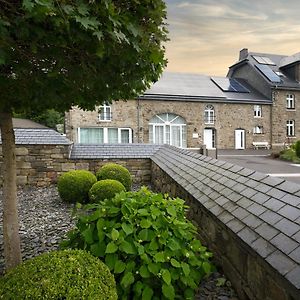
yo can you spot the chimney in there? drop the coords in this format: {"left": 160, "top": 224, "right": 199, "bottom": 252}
{"left": 239, "top": 48, "right": 248, "bottom": 61}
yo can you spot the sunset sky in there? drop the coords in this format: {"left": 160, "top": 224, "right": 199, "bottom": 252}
{"left": 164, "top": 0, "right": 300, "bottom": 76}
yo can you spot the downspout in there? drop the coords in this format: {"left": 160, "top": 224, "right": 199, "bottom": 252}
{"left": 137, "top": 98, "right": 141, "bottom": 143}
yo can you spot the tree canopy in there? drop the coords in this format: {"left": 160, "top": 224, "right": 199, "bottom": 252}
{"left": 0, "top": 0, "right": 168, "bottom": 271}
{"left": 0, "top": 0, "right": 168, "bottom": 114}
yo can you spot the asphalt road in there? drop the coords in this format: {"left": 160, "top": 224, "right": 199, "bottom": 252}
{"left": 217, "top": 149, "right": 300, "bottom": 185}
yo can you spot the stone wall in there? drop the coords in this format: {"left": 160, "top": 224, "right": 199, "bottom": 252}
{"left": 271, "top": 89, "right": 300, "bottom": 150}
{"left": 151, "top": 146, "right": 300, "bottom": 300}
{"left": 0, "top": 143, "right": 158, "bottom": 186}
{"left": 0, "top": 145, "right": 71, "bottom": 186}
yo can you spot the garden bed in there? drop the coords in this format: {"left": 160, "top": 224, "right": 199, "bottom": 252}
{"left": 0, "top": 186, "right": 238, "bottom": 299}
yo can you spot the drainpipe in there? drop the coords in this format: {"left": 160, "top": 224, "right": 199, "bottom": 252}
{"left": 137, "top": 98, "right": 141, "bottom": 143}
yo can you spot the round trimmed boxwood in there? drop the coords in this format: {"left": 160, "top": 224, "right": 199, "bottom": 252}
{"left": 89, "top": 179, "right": 126, "bottom": 203}
{"left": 0, "top": 249, "right": 117, "bottom": 300}
{"left": 96, "top": 163, "right": 132, "bottom": 191}
{"left": 57, "top": 170, "right": 97, "bottom": 203}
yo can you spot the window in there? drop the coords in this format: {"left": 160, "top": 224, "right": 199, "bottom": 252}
{"left": 149, "top": 113, "right": 187, "bottom": 148}
{"left": 78, "top": 127, "right": 132, "bottom": 144}
{"left": 286, "top": 94, "right": 295, "bottom": 109}
{"left": 286, "top": 120, "right": 295, "bottom": 136}
{"left": 99, "top": 104, "right": 112, "bottom": 121}
{"left": 254, "top": 105, "right": 262, "bottom": 118}
{"left": 253, "top": 126, "right": 263, "bottom": 134}
{"left": 204, "top": 105, "right": 215, "bottom": 124}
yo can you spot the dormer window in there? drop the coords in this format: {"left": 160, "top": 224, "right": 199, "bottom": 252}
{"left": 286, "top": 94, "right": 295, "bottom": 109}
{"left": 99, "top": 104, "right": 111, "bottom": 121}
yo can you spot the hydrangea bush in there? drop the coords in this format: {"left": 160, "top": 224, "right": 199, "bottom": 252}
{"left": 61, "top": 187, "right": 213, "bottom": 300}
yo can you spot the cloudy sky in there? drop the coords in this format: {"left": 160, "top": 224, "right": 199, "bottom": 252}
{"left": 164, "top": 0, "right": 300, "bottom": 76}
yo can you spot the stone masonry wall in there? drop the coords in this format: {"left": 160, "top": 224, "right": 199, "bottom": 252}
{"left": 271, "top": 89, "right": 300, "bottom": 150}
{"left": 0, "top": 144, "right": 157, "bottom": 187}
{"left": 66, "top": 100, "right": 272, "bottom": 150}
{"left": 151, "top": 146, "right": 300, "bottom": 300}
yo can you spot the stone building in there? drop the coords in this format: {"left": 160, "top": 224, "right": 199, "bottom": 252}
{"left": 65, "top": 49, "right": 300, "bottom": 150}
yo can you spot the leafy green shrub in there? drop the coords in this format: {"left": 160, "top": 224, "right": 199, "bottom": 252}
{"left": 61, "top": 187, "right": 213, "bottom": 300}
{"left": 295, "top": 140, "right": 300, "bottom": 158}
{"left": 0, "top": 249, "right": 117, "bottom": 300}
{"left": 96, "top": 163, "right": 132, "bottom": 191}
{"left": 279, "top": 147, "right": 300, "bottom": 163}
{"left": 89, "top": 179, "right": 126, "bottom": 203}
{"left": 57, "top": 170, "right": 97, "bottom": 203}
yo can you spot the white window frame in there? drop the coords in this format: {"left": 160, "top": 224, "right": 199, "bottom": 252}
{"left": 149, "top": 113, "right": 187, "bottom": 148}
{"left": 78, "top": 127, "right": 132, "bottom": 144}
{"left": 253, "top": 126, "right": 263, "bottom": 134}
{"left": 286, "top": 94, "right": 295, "bottom": 110}
{"left": 99, "top": 104, "right": 112, "bottom": 121}
{"left": 254, "top": 105, "right": 262, "bottom": 118}
{"left": 204, "top": 105, "right": 215, "bottom": 124}
{"left": 286, "top": 120, "right": 295, "bottom": 137}
{"left": 118, "top": 128, "right": 132, "bottom": 143}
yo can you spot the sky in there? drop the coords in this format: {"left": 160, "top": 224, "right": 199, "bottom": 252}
{"left": 164, "top": 0, "right": 300, "bottom": 76}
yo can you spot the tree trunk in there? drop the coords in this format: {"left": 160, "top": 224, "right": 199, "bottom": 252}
{"left": 0, "top": 112, "right": 22, "bottom": 271}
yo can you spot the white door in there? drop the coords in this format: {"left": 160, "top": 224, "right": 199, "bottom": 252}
{"left": 203, "top": 129, "right": 214, "bottom": 149}
{"left": 235, "top": 129, "right": 245, "bottom": 149}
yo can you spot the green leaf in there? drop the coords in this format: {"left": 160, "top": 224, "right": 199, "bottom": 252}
{"left": 154, "top": 252, "right": 165, "bottom": 263}
{"left": 120, "top": 240, "right": 136, "bottom": 254}
{"left": 140, "top": 218, "right": 152, "bottom": 228}
{"left": 121, "top": 272, "right": 135, "bottom": 289}
{"left": 138, "top": 229, "right": 155, "bottom": 241}
{"left": 90, "top": 243, "right": 102, "bottom": 257}
{"left": 184, "top": 288, "right": 194, "bottom": 300}
{"left": 202, "top": 261, "right": 211, "bottom": 274}
{"left": 170, "top": 258, "right": 181, "bottom": 268}
{"left": 139, "top": 265, "right": 151, "bottom": 278}
{"left": 82, "top": 227, "right": 94, "bottom": 244}
{"left": 181, "top": 262, "right": 190, "bottom": 276}
{"left": 148, "top": 263, "right": 160, "bottom": 275}
{"left": 134, "top": 281, "right": 144, "bottom": 297}
{"left": 105, "top": 242, "right": 118, "bottom": 254}
{"left": 137, "top": 208, "right": 149, "bottom": 216}
{"left": 142, "top": 286, "right": 154, "bottom": 300}
{"left": 114, "top": 260, "right": 126, "bottom": 274}
{"left": 111, "top": 228, "right": 119, "bottom": 241}
{"left": 122, "top": 223, "right": 133, "bottom": 235}
{"left": 162, "top": 283, "right": 175, "bottom": 300}
{"left": 166, "top": 205, "right": 177, "bottom": 217}
{"left": 105, "top": 254, "right": 118, "bottom": 270}
{"left": 22, "top": 0, "right": 34, "bottom": 11}
{"left": 161, "top": 269, "right": 171, "bottom": 285}
{"left": 149, "top": 239, "right": 159, "bottom": 251}
{"left": 168, "top": 238, "right": 180, "bottom": 251}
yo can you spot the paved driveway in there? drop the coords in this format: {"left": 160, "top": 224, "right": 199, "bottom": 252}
{"left": 217, "top": 149, "right": 300, "bottom": 184}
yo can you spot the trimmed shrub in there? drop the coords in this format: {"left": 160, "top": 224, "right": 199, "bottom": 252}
{"left": 96, "top": 163, "right": 132, "bottom": 191}
{"left": 57, "top": 170, "right": 97, "bottom": 203}
{"left": 62, "top": 187, "right": 214, "bottom": 299}
{"left": 89, "top": 179, "right": 126, "bottom": 203}
{"left": 0, "top": 249, "right": 117, "bottom": 300}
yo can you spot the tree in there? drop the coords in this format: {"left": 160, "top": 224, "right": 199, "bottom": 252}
{"left": 0, "top": 0, "right": 167, "bottom": 271}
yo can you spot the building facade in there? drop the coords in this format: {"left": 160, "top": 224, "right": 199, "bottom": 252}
{"left": 66, "top": 49, "right": 300, "bottom": 150}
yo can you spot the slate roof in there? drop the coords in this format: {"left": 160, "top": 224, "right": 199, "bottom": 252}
{"left": 229, "top": 51, "right": 300, "bottom": 90}
{"left": 139, "top": 72, "right": 270, "bottom": 104}
{"left": 0, "top": 129, "right": 71, "bottom": 145}
{"left": 70, "top": 144, "right": 162, "bottom": 159}
{"left": 151, "top": 145, "right": 300, "bottom": 289}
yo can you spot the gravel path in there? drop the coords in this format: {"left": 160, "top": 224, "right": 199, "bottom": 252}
{"left": 0, "top": 186, "right": 238, "bottom": 299}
